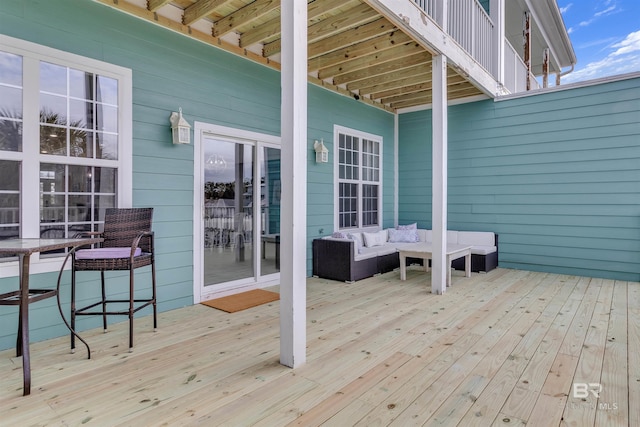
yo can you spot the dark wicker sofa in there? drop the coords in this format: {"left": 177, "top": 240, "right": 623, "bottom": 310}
{"left": 312, "top": 229, "right": 498, "bottom": 282}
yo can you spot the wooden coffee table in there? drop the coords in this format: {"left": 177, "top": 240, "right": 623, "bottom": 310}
{"left": 398, "top": 243, "right": 472, "bottom": 286}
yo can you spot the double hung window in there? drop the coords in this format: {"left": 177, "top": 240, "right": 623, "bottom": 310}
{"left": 0, "top": 36, "right": 131, "bottom": 270}
{"left": 335, "top": 126, "right": 382, "bottom": 230}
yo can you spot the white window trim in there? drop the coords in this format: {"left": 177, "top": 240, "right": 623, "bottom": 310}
{"left": 0, "top": 35, "right": 132, "bottom": 278}
{"left": 333, "top": 125, "right": 383, "bottom": 232}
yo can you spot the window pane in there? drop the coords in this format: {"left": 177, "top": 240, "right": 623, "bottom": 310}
{"left": 68, "top": 195, "right": 91, "bottom": 222}
{"left": 94, "top": 195, "right": 115, "bottom": 221}
{"left": 70, "top": 129, "right": 93, "bottom": 158}
{"left": 96, "top": 104, "right": 118, "bottom": 133}
{"left": 96, "top": 75, "right": 118, "bottom": 105}
{"left": 0, "top": 119, "right": 22, "bottom": 152}
{"left": 0, "top": 52, "right": 23, "bottom": 153}
{"left": 362, "top": 184, "right": 378, "bottom": 227}
{"left": 96, "top": 132, "right": 117, "bottom": 160}
{"left": 40, "top": 62, "right": 67, "bottom": 96}
{"left": 339, "top": 182, "right": 358, "bottom": 228}
{"left": 69, "top": 165, "right": 92, "bottom": 192}
{"left": 40, "top": 94, "right": 68, "bottom": 125}
{"left": 0, "top": 51, "right": 22, "bottom": 86}
{"left": 41, "top": 194, "right": 65, "bottom": 223}
{"left": 40, "top": 125, "right": 67, "bottom": 155}
{"left": 40, "top": 163, "right": 65, "bottom": 191}
{"left": 0, "top": 160, "right": 20, "bottom": 239}
{"left": 95, "top": 167, "right": 117, "bottom": 193}
{"left": 69, "top": 69, "right": 94, "bottom": 100}
{"left": 69, "top": 99, "right": 93, "bottom": 129}
{"left": 0, "top": 86, "right": 22, "bottom": 115}
{"left": 0, "top": 160, "right": 19, "bottom": 191}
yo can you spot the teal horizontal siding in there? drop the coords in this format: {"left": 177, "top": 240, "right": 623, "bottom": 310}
{"left": 400, "top": 76, "right": 640, "bottom": 281}
{"left": 0, "top": 0, "right": 395, "bottom": 350}
{"left": 307, "top": 84, "right": 395, "bottom": 240}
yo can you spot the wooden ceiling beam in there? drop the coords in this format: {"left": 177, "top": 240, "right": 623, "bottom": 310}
{"left": 347, "top": 63, "right": 428, "bottom": 91}
{"left": 372, "top": 73, "right": 467, "bottom": 99}
{"left": 317, "top": 41, "right": 423, "bottom": 79}
{"left": 382, "top": 89, "right": 431, "bottom": 105}
{"left": 183, "top": 0, "right": 228, "bottom": 26}
{"left": 265, "top": 17, "right": 395, "bottom": 58}
{"left": 308, "top": 17, "right": 396, "bottom": 58}
{"left": 147, "top": 0, "right": 172, "bottom": 12}
{"left": 212, "top": 0, "right": 279, "bottom": 38}
{"left": 240, "top": 15, "right": 281, "bottom": 47}
{"left": 333, "top": 52, "right": 430, "bottom": 85}
{"left": 390, "top": 96, "right": 432, "bottom": 110}
{"left": 307, "top": 75, "right": 395, "bottom": 113}
{"left": 308, "top": 31, "right": 412, "bottom": 71}
{"left": 306, "top": 4, "right": 380, "bottom": 44}
{"left": 358, "top": 73, "right": 432, "bottom": 97}
{"left": 239, "top": 0, "right": 354, "bottom": 49}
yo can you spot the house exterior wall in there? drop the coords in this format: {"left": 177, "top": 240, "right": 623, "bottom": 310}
{"left": 0, "top": 0, "right": 394, "bottom": 351}
{"left": 399, "top": 76, "right": 640, "bottom": 281}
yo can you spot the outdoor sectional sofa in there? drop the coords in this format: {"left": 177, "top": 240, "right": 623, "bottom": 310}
{"left": 312, "top": 228, "right": 498, "bottom": 282}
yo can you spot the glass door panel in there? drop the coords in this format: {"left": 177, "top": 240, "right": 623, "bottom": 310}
{"left": 260, "top": 146, "right": 280, "bottom": 276}
{"left": 203, "top": 137, "right": 254, "bottom": 286}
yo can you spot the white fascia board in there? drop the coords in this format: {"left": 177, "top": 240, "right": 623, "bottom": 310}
{"left": 526, "top": 0, "right": 576, "bottom": 69}
{"left": 364, "top": 0, "right": 501, "bottom": 97}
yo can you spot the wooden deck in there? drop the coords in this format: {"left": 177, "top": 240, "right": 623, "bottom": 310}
{"left": 1, "top": 267, "right": 638, "bottom": 426}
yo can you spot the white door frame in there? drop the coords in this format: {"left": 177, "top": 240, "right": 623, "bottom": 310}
{"left": 193, "top": 122, "right": 281, "bottom": 303}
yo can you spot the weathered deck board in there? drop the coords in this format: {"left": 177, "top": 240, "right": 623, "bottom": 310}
{"left": 0, "top": 268, "right": 636, "bottom": 426}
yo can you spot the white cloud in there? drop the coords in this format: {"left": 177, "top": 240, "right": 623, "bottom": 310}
{"left": 560, "top": 3, "right": 573, "bottom": 14}
{"left": 594, "top": 5, "right": 616, "bottom": 17}
{"left": 611, "top": 30, "right": 640, "bottom": 56}
{"left": 575, "top": 1, "right": 620, "bottom": 29}
{"left": 564, "top": 31, "right": 640, "bottom": 83}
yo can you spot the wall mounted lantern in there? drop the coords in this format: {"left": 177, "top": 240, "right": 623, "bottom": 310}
{"left": 314, "top": 139, "right": 329, "bottom": 163}
{"left": 169, "top": 108, "right": 191, "bottom": 145}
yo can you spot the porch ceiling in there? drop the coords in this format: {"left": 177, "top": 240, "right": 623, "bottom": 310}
{"left": 97, "top": 0, "right": 484, "bottom": 112}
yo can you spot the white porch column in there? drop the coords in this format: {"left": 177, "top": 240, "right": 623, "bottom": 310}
{"left": 490, "top": 0, "right": 505, "bottom": 85}
{"left": 280, "top": 0, "right": 307, "bottom": 368}
{"left": 431, "top": 54, "right": 448, "bottom": 295}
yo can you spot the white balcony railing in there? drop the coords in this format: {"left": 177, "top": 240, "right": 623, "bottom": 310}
{"left": 413, "top": 0, "right": 495, "bottom": 76}
{"left": 504, "top": 38, "right": 536, "bottom": 93}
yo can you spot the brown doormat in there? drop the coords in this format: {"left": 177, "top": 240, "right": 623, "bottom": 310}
{"left": 201, "top": 289, "right": 280, "bottom": 313}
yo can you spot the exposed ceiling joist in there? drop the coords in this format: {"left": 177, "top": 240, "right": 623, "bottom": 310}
{"left": 100, "top": 0, "right": 486, "bottom": 112}
{"left": 183, "top": 0, "right": 228, "bottom": 26}
{"left": 212, "top": 0, "right": 279, "bottom": 38}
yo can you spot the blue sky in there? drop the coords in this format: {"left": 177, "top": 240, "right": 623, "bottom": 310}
{"left": 559, "top": 0, "right": 640, "bottom": 83}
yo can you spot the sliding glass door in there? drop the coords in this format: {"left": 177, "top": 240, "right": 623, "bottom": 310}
{"left": 196, "top": 125, "right": 280, "bottom": 300}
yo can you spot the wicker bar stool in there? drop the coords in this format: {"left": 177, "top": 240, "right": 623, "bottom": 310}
{"left": 71, "top": 208, "right": 157, "bottom": 352}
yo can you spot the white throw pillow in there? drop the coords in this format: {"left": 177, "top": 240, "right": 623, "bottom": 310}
{"left": 347, "top": 232, "right": 363, "bottom": 253}
{"left": 397, "top": 223, "right": 417, "bottom": 230}
{"left": 363, "top": 230, "right": 387, "bottom": 247}
{"left": 388, "top": 228, "right": 419, "bottom": 243}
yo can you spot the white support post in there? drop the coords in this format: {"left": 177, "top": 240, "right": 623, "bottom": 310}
{"left": 490, "top": 0, "right": 505, "bottom": 86}
{"left": 431, "top": 54, "right": 448, "bottom": 295}
{"left": 279, "top": 0, "right": 307, "bottom": 368}
{"left": 393, "top": 113, "right": 399, "bottom": 227}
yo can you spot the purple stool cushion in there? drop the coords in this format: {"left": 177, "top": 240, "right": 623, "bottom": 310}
{"left": 76, "top": 247, "right": 142, "bottom": 260}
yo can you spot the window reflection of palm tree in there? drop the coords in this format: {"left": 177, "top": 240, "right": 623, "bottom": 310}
{"left": 39, "top": 109, "right": 87, "bottom": 156}
{"left": 0, "top": 108, "right": 22, "bottom": 151}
